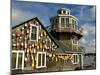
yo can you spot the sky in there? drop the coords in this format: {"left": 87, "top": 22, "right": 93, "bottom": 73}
{"left": 11, "top": 0, "right": 96, "bottom": 53}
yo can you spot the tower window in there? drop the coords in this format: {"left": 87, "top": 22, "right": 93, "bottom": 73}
{"left": 61, "top": 18, "right": 65, "bottom": 27}
{"left": 67, "top": 12, "right": 69, "bottom": 15}
{"left": 72, "top": 19, "right": 75, "bottom": 29}
{"left": 72, "top": 36, "right": 78, "bottom": 51}
{"left": 63, "top": 10, "right": 66, "bottom": 14}
{"left": 55, "top": 18, "right": 58, "bottom": 24}
{"left": 66, "top": 18, "right": 69, "bottom": 27}
{"left": 72, "top": 37, "right": 78, "bottom": 45}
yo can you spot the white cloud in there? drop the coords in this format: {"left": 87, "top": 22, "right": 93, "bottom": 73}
{"left": 79, "top": 38, "right": 87, "bottom": 44}
{"left": 79, "top": 38, "right": 96, "bottom": 53}
{"left": 79, "top": 23, "right": 96, "bottom": 53}
{"left": 82, "top": 23, "right": 95, "bottom": 36}
{"left": 77, "top": 6, "right": 96, "bottom": 21}
{"left": 12, "top": 8, "right": 34, "bottom": 26}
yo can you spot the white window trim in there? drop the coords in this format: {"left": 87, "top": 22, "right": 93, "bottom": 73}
{"left": 60, "top": 17, "right": 66, "bottom": 28}
{"left": 29, "top": 24, "right": 39, "bottom": 42}
{"left": 72, "top": 37, "right": 78, "bottom": 45}
{"left": 36, "top": 52, "right": 46, "bottom": 68}
{"left": 72, "top": 19, "right": 75, "bottom": 29}
{"left": 12, "top": 50, "right": 25, "bottom": 70}
{"left": 60, "top": 17, "right": 71, "bottom": 28}
{"left": 72, "top": 38, "right": 78, "bottom": 51}
{"left": 72, "top": 54, "right": 79, "bottom": 64}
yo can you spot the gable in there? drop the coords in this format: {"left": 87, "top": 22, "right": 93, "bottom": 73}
{"left": 12, "top": 17, "right": 58, "bottom": 52}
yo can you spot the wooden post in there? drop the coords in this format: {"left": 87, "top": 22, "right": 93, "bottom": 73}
{"left": 81, "top": 54, "right": 84, "bottom": 69}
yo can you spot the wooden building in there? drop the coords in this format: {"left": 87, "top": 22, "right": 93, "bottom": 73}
{"left": 50, "top": 8, "right": 84, "bottom": 70}
{"left": 11, "top": 17, "right": 59, "bottom": 70}
{"left": 11, "top": 8, "right": 84, "bottom": 72}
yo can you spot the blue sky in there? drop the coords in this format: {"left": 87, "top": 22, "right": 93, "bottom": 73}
{"left": 12, "top": 0, "right": 96, "bottom": 53}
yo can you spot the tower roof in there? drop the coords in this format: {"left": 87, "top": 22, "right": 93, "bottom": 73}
{"left": 57, "top": 8, "right": 71, "bottom": 15}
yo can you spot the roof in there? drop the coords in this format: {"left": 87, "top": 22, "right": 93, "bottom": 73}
{"left": 53, "top": 40, "right": 83, "bottom": 55}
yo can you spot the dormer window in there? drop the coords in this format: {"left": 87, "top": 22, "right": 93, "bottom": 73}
{"left": 67, "top": 12, "right": 69, "bottom": 15}
{"left": 63, "top": 10, "right": 66, "bottom": 14}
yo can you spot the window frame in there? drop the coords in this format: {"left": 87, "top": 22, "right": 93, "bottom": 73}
{"left": 72, "top": 37, "right": 78, "bottom": 45}
{"left": 60, "top": 17, "right": 70, "bottom": 28}
{"left": 72, "top": 37, "right": 78, "bottom": 51}
{"left": 30, "top": 24, "right": 39, "bottom": 42}
{"left": 66, "top": 18, "right": 70, "bottom": 27}
{"left": 61, "top": 17, "right": 65, "bottom": 27}
{"left": 36, "top": 52, "right": 46, "bottom": 68}
{"left": 72, "top": 54, "right": 79, "bottom": 64}
{"left": 12, "top": 50, "right": 25, "bottom": 70}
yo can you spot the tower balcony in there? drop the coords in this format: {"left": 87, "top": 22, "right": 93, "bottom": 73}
{"left": 52, "top": 23, "right": 83, "bottom": 38}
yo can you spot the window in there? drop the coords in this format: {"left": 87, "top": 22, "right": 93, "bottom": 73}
{"left": 72, "top": 19, "right": 77, "bottom": 29}
{"left": 72, "top": 19, "right": 75, "bottom": 28}
{"left": 66, "top": 18, "right": 69, "bottom": 24}
{"left": 67, "top": 12, "right": 69, "bottom": 15}
{"left": 31, "top": 26, "right": 37, "bottom": 40}
{"left": 30, "top": 25, "right": 38, "bottom": 41}
{"left": 61, "top": 18, "right": 65, "bottom": 27}
{"left": 72, "top": 37, "right": 78, "bottom": 45}
{"left": 66, "top": 18, "right": 69, "bottom": 27}
{"left": 61, "top": 18, "right": 70, "bottom": 27}
{"left": 72, "top": 54, "right": 79, "bottom": 64}
{"left": 12, "top": 50, "right": 25, "bottom": 70}
{"left": 72, "top": 37, "right": 78, "bottom": 51}
{"left": 55, "top": 18, "right": 58, "bottom": 24}
{"left": 74, "top": 20, "right": 76, "bottom": 26}
{"left": 36, "top": 52, "right": 46, "bottom": 68}
{"left": 63, "top": 10, "right": 66, "bottom": 14}
{"left": 12, "top": 53, "right": 17, "bottom": 69}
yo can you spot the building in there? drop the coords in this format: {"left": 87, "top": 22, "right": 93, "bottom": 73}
{"left": 11, "top": 8, "right": 84, "bottom": 73}
{"left": 50, "top": 8, "right": 84, "bottom": 70}
{"left": 11, "top": 17, "right": 59, "bottom": 70}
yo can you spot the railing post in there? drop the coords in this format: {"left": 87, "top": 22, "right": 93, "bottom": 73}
{"left": 81, "top": 54, "right": 84, "bottom": 69}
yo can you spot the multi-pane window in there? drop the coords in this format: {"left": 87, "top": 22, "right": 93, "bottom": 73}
{"left": 72, "top": 54, "right": 79, "bottom": 64}
{"left": 61, "top": 18, "right": 70, "bottom": 27}
{"left": 61, "top": 18, "right": 65, "bottom": 27}
{"left": 12, "top": 51, "right": 24, "bottom": 70}
{"left": 72, "top": 19, "right": 77, "bottom": 29}
{"left": 72, "top": 37, "right": 78, "bottom": 45}
{"left": 66, "top": 18, "right": 69, "bottom": 27}
{"left": 66, "top": 18, "right": 69, "bottom": 24}
{"left": 36, "top": 52, "right": 46, "bottom": 68}
{"left": 72, "top": 37, "right": 78, "bottom": 50}
{"left": 12, "top": 53, "right": 17, "bottom": 69}
{"left": 72, "top": 19, "right": 75, "bottom": 28}
{"left": 31, "top": 26, "right": 37, "bottom": 40}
